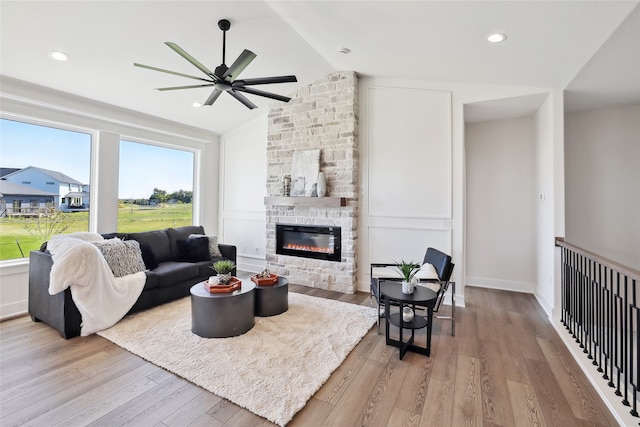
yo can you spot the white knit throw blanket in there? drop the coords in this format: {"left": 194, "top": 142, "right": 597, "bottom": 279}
{"left": 47, "top": 233, "right": 146, "bottom": 336}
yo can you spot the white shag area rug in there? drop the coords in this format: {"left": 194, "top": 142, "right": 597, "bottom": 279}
{"left": 97, "top": 292, "right": 377, "bottom": 426}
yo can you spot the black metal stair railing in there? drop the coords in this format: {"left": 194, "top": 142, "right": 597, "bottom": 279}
{"left": 556, "top": 238, "right": 639, "bottom": 421}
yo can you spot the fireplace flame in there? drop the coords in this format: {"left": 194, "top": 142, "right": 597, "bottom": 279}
{"left": 283, "top": 243, "right": 334, "bottom": 254}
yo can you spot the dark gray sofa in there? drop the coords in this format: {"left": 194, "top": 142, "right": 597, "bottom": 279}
{"left": 28, "top": 225, "right": 236, "bottom": 338}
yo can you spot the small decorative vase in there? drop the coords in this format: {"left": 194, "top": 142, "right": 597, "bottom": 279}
{"left": 317, "top": 172, "right": 327, "bottom": 197}
{"left": 282, "top": 175, "right": 291, "bottom": 197}
{"left": 217, "top": 273, "right": 232, "bottom": 284}
{"left": 402, "top": 307, "right": 414, "bottom": 322}
{"left": 401, "top": 280, "right": 414, "bottom": 294}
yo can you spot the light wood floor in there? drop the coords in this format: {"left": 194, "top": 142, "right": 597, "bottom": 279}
{"left": 1, "top": 284, "right": 619, "bottom": 427}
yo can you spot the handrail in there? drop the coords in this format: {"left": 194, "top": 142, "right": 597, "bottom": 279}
{"left": 555, "top": 236, "right": 640, "bottom": 282}
{"left": 555, "top": 236, "right": 639, "bottom": 420}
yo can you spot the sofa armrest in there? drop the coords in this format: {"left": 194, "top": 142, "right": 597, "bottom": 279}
{"left": 28, "top": 250, "right": 82, "bottom": 338}
{"left": 218, "top": 244, "right": 237, "bottom": 275}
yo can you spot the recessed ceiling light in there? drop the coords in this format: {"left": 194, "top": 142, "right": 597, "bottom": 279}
{"left": 192, "top": 102, "right": 202, "bottom": 108}
{"left": 487, "top": 33, "right": 507, "bottom": 43}
{"left": 49, "top": 51, "right": 70, "bottom": 61}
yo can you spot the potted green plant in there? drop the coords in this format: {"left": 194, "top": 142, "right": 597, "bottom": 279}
{"left": 211, "top": 260, "right": 236, "bottom": 284}
{"left": 394, "top": 260, "right": 420, "bottom": 294}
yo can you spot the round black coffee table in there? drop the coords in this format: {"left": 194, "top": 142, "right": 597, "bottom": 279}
{"left": 190, "top": 281, "right": 256, "bottom": 338}
{"left": 254, "top": 276, "right": 289, "bottom": 316}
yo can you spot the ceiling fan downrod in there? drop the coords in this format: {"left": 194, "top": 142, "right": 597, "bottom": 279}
{"left": 218, "top": 19, "right": 230, "bottom": 68}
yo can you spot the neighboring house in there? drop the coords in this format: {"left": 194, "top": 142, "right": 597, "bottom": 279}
{"left": 0, "top": 180, "right": 57, "bottom": 217}
{"left": 0, "top": 166, "right": 89, "bottom": 212}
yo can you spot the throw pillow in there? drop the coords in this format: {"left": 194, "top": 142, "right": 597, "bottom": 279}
{"left": 93, "top": 238, "right": 146, "bottom": 277}
{"left": 176, "top": 237, "right": 210, "bottom": 262}
{"left": 139, "top": 243, "right": 159, "bottom": 270}
{"left": 189, "top": 233, "right": 222, "bottom": 258}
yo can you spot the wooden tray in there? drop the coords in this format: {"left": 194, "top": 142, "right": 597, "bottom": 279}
{"left": 251, "top": 274, "right": 279, "bottom": 286}
{"left": 204, "top": 277, "right": 241, "bottom": 293}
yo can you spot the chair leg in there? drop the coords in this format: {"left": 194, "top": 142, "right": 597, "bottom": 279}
{"left": 432, "top": 282, "right": 455, "bottom": 336}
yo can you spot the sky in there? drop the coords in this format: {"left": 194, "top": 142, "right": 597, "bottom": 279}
{"left": 1, "top": 118, "right": 193, "bottom": 199}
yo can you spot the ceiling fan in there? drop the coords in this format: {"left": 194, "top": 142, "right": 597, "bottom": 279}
{"left": 134, "top": 19, "right": 297, "bottom": 109}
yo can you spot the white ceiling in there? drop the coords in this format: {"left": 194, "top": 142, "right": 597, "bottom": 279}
{"left": 1, "top": 1, "right": 638, "bottom": 135}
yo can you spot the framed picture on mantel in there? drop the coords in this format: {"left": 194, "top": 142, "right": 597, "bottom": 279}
{"left": 291, "top": 149, "right": 320, "bottom": 197}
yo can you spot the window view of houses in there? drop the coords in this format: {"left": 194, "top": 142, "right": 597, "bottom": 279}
{"left": 0, "top": 166, "right": 90, "bottom": 215}
{"left": 0, "top": 119, "right": 194, "bottom": 261}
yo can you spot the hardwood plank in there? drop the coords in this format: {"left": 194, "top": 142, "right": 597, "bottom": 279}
{"left": 495, "top": 310, "right": 531, "bottom": 384}
{"left": 314, "top": 327, "right": 379, "bottom": 405}
{"left": 320, "top": 359, "right": 385, "bottom": 426}
{"left": 387, "top": 406, "right": 421, "bottom": 427}
{"left": 506, "top": 380, "right": 548, "bottom": 427}
{"left": 55, "top": 376, "right": 161, "bottom": 426}
{"left": 537, "top": 335, "right": 616, "bottom": 426}
{"left": 430, "top": 330, "right": 458, "bottom": 383}
{"left": 420, "top": 378, "right": 454, "bottom": 427}
{"left": 289, "top": 397, "right": 334, "bottom": 426}
{"left": 457, "top": 309, "right": 480, "bottom": 359}
{"left": 394, "top": 349, "right": 436, "bottom": 415}
{"left": 477, "top": 339, "right": 516, "bottom": 427}
{"left": 508, "top": 310, "right": 546, "bottom": 361}
{"left": 451, "top": 355, "right": 482, "bottom": 427}
{"left": 524, "top": 357, "right": 577, "bottom": 427}
{"left": 87, "top": 376, "right": 191, "bottom": 426}
{"left": 354, "top": 354, "right": 410, "bottom": 427}
{"left": 160, "top": 390, "right": 223, "bottom": 426}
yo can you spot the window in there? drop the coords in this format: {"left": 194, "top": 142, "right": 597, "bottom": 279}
{"left": 118, "top": 140, "right": 194, "bottom": 233}
{"left": 0, "top": 118, "right": 91, "bottom": 261}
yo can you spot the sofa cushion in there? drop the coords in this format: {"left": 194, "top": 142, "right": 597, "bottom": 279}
{"left": 128, "top": 229, "right": 172, "bottom": 263}
{"left": 175, "top": 237, "right": 210, "bottom": 262}
{"left": 144, "top": 261, "right": 200, "bottom": 289}
{"left": 167, "top": 226, "right": 205, "bottom": 259}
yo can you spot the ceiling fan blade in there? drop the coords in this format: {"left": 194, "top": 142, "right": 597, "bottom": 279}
{"left": 228, "top": 90, "right": 258, "bottom": 109}
{"left": 234, "top": 86, "right": 291, "bottom": 103}
{"left": 234, "top": 75, "right": 297, "bottom": 86}
{"left": 203, "top": 88, "right": 224, "bottom": 106}
{"left": 222, "top": 49, "right": 257, "bottom": 81}
{"left": 157, "top": 84, "right": 215, "bottom": 91}
{"left": 134, "top": 63, "right": 212, "bottom": 82}
{"left": 165, "top": 42, "right": 216, "bottom": 78}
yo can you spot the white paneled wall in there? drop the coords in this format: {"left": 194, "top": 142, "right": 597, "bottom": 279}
{"left": 359, "top": 84, "right": 453, "bottom": 292}
{"left": 219, "top": 116, "right": 268, "bottom": 273}
{"left": 367, "top": 87, "right": 452, "bottom": 219}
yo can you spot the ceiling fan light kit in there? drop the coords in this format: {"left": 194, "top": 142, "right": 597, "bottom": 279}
{"left": 134, "top": 19, "right": 297, "bottom": 110}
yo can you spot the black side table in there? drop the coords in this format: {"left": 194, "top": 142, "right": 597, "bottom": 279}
{"left": 380, "top": 280, "right": 437, "bottom": 359}
{"left": 254, "top": 276, "right": 289, "bottom": 317}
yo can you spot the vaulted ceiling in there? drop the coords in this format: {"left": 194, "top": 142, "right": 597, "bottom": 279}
{"left": 1, "top": 1, "right": 638, "bottom": 135}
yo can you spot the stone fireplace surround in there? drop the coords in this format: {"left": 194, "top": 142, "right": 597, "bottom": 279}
{"left": 265, "top": 71, "right": 359, "bottom": 294}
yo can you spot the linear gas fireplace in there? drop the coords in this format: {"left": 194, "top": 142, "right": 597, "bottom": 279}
{"left": 276, "top": 224, "right": 341, "bottom": 262}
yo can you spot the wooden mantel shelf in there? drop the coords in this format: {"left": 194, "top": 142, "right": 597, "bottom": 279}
{"left": 264, "top": 196, "right": 347, "bottom": 207}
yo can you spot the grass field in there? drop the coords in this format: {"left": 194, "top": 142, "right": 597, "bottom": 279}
{"left": 0, "top": 204, "right": 193, "bottom": 261}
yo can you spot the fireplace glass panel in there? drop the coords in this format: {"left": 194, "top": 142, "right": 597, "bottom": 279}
{"left": 276, "top": 224, "right": 341, "bottom": 262}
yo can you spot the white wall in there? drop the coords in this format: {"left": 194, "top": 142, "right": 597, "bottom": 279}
{"left": 565, "top": 104, "right": 640, "bottom": 270}
{"left": 534, "top": 92, "right": 564, "bottom": 315}
{"left": 0, "top": 77, "right": 219, "bottom": 319}
{"left": 465, "top": 116, "right": 537, "bottom": 292}
{"left": 219, "top": 115, "right": 268, "bottom": 273}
